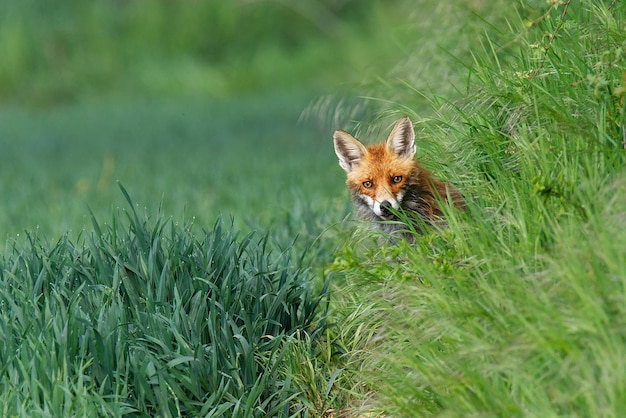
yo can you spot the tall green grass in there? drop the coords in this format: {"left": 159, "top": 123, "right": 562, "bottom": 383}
{"left": 331, "top": 0, "right": 626, "bottom": 415}
{"left": 0, "top": 185, "right": 333, "bottom": 416}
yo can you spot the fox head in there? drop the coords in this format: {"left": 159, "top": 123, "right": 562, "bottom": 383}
{"left": 333, "top": 116, "right": 418, "bottom": 220}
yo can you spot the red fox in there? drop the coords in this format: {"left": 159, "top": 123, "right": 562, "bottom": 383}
{"left": 333, "top": 116, "right": 465, "bottom": 239}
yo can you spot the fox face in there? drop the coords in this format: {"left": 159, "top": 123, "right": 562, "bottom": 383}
{"left": 333, "top": 117, "right": 417, "bottom": 220}
{"left": 333, "top": 116, "right": 464, "bottom": 236}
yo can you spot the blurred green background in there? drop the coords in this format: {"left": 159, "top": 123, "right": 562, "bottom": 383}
{"left": 0, "top": 0, "right": 416, "bottom": 240}
{"left": 0, "top": 0, "right": 412, "bottom": 101}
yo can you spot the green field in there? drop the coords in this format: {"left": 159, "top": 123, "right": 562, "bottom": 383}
{"left": 0, "top": 93, "right": 346, "bottom": 241}
{"left": 2, "top": 0, "right": 626, "bottom": 416}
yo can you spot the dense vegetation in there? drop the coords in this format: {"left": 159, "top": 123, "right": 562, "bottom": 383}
{"left": 0, "top": 187, "right": 329, "bottom": 416}
{"left": 1, "top": 0, "right": 625, "bottom": 416}
{"left": 331, "top": 0, "right": 626, "bottom": 415}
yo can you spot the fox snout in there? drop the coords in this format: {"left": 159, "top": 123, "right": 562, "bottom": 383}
{"left": 379, "top": 200, "right": 394, "bottom": 217}
{"left": 372, "top": 197, "right": 399, "bottom": 219}
{"left": 363, "top": 194, "right": 402, "bottom": 219}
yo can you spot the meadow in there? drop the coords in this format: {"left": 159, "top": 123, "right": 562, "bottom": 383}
{"left": 1, "top": 0, "right": 626, "bottom": 416}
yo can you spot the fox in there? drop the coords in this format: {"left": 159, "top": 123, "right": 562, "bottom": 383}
{"left": 333, "top": 116, "right": 465, "bottom": 240}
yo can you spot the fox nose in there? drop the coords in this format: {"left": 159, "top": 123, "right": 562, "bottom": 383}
{"left": 380, "top": 200, "right": 393, "bottom": 215}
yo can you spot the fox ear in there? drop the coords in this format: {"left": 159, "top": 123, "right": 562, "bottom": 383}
{"left": 386, "top": 116, "right": 416, "bottom": 159}
{"left": 333, "top": 130, "right": 367, "bottom": 173}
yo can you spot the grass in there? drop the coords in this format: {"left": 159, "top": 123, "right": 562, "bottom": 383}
{"left": 0, "top": 1, "right": 369, "bottom": 413}
{"left": 0, "top": 185, "right": 332, "bottom": 416}
{"left": 0, "top": 91, "right": 348, "bottom": 242}
{"left": 2, "top": 0, "right": 626, "bottom": 416}
{"left": 328, "top": 0, "right": 626, "bottom": 415}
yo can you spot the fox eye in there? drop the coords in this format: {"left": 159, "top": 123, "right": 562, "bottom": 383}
{"left": 362, "top": 180, "right": 373, "bottom": 189}
{"left": 391, "top": 176, "right": 403, "bottom": 184}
